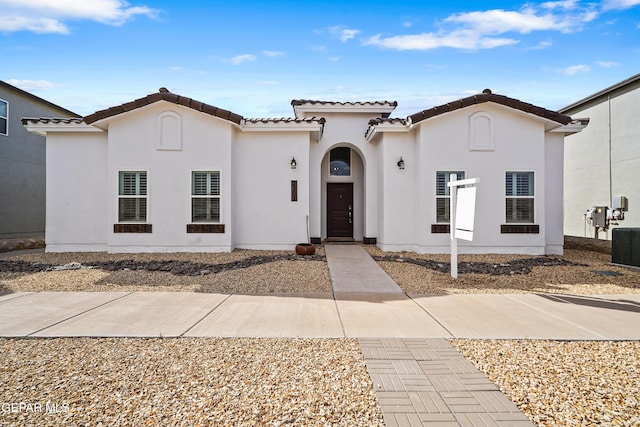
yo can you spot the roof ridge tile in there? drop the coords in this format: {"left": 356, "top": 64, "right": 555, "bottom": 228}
{"left": 408, "top": 91, "right": 571, "bottom": 125}
{"left": 84, "top": 88, "right": 244, "bottom": 125}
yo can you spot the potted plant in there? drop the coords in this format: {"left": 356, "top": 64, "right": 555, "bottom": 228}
{"left": 295, "top": 215, "right": 316, "bottom": 255}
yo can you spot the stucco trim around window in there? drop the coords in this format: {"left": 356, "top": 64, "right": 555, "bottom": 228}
{"left": 500, "top": 224, "right": 539, "bottom": 234}
{"left": 186, "top": 224, "right": 225, "bottom": 233}
{"left": 190, "top": 170, "right": 221, "bottom": 224}
{"left": 114, "top": 224, "right": 152, "bottom": 233}
{"left": 117, "top": 170, "right": 149, "bottom": 224}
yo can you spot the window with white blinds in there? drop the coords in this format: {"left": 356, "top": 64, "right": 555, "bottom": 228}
{"left": 192, "top": 171, "right": 220, "bottom": 223}
{"left": 436, "top": 171, "right": 465, "bottom": 223}
{"left": 118, "top": 171, "right": 147, "bottom": 222}
{"left": 0, "top": 99, "right": 8, "bottom": 136}
{"left": 505, "top": 171, "right": 534, "bottom": 223}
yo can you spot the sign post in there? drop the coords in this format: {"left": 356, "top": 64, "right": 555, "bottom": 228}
{"left": 448, "top": 175, "right": 479, "bottom": 279}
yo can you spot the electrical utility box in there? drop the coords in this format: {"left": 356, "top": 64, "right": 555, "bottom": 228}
{"left": 613, "top": 196, "right": 628, "bottom": 211}
{"left": 593, "top": 206, "right": 608, "bottom": 228}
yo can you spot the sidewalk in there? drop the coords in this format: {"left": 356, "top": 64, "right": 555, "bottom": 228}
{"left": 1, "top": 290, "right": 638, "bottom": 339}
{"left": 1, "top": 244, "right": 638, "bottom": 426}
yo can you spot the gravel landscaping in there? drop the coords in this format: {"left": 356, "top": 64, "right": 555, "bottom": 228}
{"left": 1, "top": 245, "right": 640, "bottom": 426}
{"left": 452, "top": 339, "right": 640, "bottom": 426}
{"left": 1, "top": 246, "right": 639, "bottom": 295}
{"left": 0, "top": 337, "right": 383, "bottom": 427}
{"left": 365, "top": 247, "right": 640, "bottom": 295}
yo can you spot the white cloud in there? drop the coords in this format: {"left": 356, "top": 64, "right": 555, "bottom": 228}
{"left": 0, "top": 0, "right": 158, "bottom": 34}
{"left": 531, "top": 39, "right": 553, "bottom": 49}
{"left": 365, "top": 2, "right": 597, "bottom": 51}
{"left": 262, "top": 50, "right": 285, "bottom": 57}
{"left": 6, "top": 79, "right": 54, "bottom": 90}
{"left": 596, "top": 61, "right": 619, "bottom": 67}
{"left": 365, "top": 31, "right": 518, "bottom": 50}
{"left": 540, "top": 0, "right": 579, "bottom": 10}
{"left": 328, "top": 26, "right": 360, "bottom": 42}
{"left": 328, "top": 56, "right": 341, "bottom": 62}
{"left": 445, "top": 6, "right": 597, "bottom": 35}
{"left": 170, "top": 66, "right": 182, "bottom": 71}
{"left": 602, "top": 0, "right": 640, "bottom": 10}
{"left": 228, "top": 54, "right": 256, "bottom": 65}
{"left": 561, "top": 64, "right": 590, "bottom": 75}
{"left": 340, "top": 29, "right": 360, "bottom": 42}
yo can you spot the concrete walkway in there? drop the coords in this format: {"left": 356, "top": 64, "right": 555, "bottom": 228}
{"left": 2, "top": 291, "right": 638, "bottom": 339}
{"left": 1, "top": 244, "right": 639, "bottom": 426}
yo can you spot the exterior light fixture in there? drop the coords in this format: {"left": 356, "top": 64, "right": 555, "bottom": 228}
{"left": 397, "top": 157, "right": 405, "bottom": 170}
{"left": 290, "top": 157, "right": 297, "bottom": 169}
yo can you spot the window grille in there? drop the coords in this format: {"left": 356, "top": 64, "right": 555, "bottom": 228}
{"left": 436, "top": 171, "right": 465, "bottom": 223}
{"left": 192, "top": 171, "right": 220, "bottom": 223}
{"left": 505, "top": 171, "right": 534, "bottom": 223}
{"left": 118, "top": 171, "right": 147, "bottom": 222}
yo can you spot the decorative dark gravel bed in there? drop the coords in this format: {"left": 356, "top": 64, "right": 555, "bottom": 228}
{"left": 371, "top": 255, "right": 586, "bottom": 275}
{"left": 0, "top": 254, "right": 327, "bottom": 276}
{"left": 1, "top": 253, "right": 585, "bottom": 277}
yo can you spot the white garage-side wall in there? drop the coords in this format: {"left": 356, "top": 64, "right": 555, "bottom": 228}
{"left": 105, "top": 102, "right": 233, "bottom": 252}
{"left": 562, "top": 82, "right": 640, "bottom": 239}
{"left": 412, "top": 104, "right": 550, "bottom": 254}
{"left": 46, "top": 132, "right": 108, "bottom": 252}
{"left": 232, "top": 130, "right": 310, "bottom": 249}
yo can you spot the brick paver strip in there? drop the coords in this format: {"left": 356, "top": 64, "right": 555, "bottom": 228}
{"left": 360, "top": 338, "right": 535, "bottom": 427}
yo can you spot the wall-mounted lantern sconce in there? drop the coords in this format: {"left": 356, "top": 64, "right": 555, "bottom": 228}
{"left": 290, "top": 157, "right": 297, "bottom": 169}
{"left": 397, "top": 157, "right": 405, "bottom": 170}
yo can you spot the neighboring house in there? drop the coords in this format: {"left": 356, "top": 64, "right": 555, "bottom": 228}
{"left": 0, "top": 80, "right": 79, "bottom": 238}
{"left": 23, "top": 87, "right": 586, "bottom": 254}
{"left": 560, "top": 73, "right": 640, "bottom": 239}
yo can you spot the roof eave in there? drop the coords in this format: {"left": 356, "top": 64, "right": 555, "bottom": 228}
{"left": 241, "top": 119, "right": 325, "bottom": 142}
{"left": 365, "top": 121, "right": 410, "bottom": 142}
{"left": 548, "top": 118, "right": 590, "bottom": 135}
{"left": 559, "top": 72, "right": 640, "bottom": 113}
{"left": 291, "top": 100, "right": 397, "bottom": 117}
{"left": 22, "top": 118, "right": 104, "bottom": 136}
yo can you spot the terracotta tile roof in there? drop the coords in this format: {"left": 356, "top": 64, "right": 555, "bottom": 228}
{"left": 244, "top": 117, "right": 326, "bottom": 124}
{"left": 291, "top": 99, "right": 398, "bottom": 107}
{"left": 367, "top": 117, "right": 408, "bottom": 126}
{"left": 408, "top": 89, "right": 572, "bottom": 125}
{"left": 21, "top": 117, "right": 85, "bottom": 125}
{"left": 83, "top": 88, "right": 244, "bottom": 125}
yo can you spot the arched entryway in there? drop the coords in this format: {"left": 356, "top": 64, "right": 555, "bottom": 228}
{"left": 321, "top": 144, "right": 365, "bottom": 241}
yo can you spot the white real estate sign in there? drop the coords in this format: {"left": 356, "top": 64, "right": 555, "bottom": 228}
{"left": 454, "top": 186, "right": 476, "bottom": 241}
{"left": 448, "top": 176, "right": 479, "bottom": 278}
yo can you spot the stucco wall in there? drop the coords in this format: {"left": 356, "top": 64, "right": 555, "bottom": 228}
{"left": 46, "top": 132, "right": 108, "bottom": 251}
{"left": 233, "top": 130, "right": 311, "bottom": 249}
{"left": 378, "top": 104, "right": 555, "bottom": 254}
{"left": 0, "top": 86, "right": 76, "bottom": 238}
{"left": 563, "top": 86, "right": 640, "bottom": 239}
{"left": 105, "top": 102, "right": 233, "bottom": 252}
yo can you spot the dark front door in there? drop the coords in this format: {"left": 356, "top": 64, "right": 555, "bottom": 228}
{"left": 327, "top": 183, "right": 353, "bottom": 238}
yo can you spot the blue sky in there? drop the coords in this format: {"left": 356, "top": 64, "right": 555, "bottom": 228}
{"left": 1, "top": 0, "right": 639, "bottom": 118}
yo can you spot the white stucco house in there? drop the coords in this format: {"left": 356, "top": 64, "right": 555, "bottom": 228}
{"left": 560, "top": 73, "right": 640, "bottom": 239}
{"left": 23, "top": 87, "right": 586, "bottom": 254}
